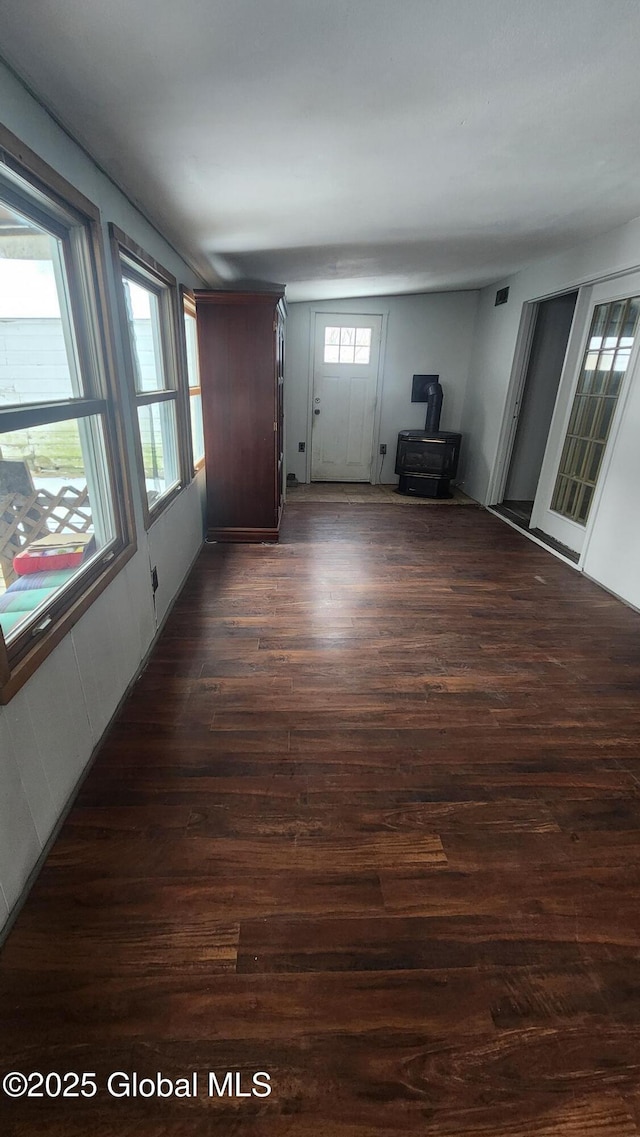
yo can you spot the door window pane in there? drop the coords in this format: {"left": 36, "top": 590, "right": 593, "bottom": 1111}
{"left": 324, "top": 325, "right": 372, "bottom": 365}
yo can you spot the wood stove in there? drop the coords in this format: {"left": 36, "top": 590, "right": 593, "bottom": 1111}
{"left": 395, "top": 377, "right": 461, "bottom": 498}
{"left": 395, "top": 431, "right": 461, "bottom": 497}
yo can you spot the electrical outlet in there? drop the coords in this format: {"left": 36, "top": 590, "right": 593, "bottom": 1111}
{"left": 379, "top": 443, "right": 387, "bottom": 455}
{"left": 298, "top": 441, "right": 305, "bottom": 452}
{"left": 151, "top": 566, "right": 158, "bottom": 593}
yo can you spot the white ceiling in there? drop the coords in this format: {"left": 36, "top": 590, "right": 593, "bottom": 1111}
{"left": 2, "top": 0, "right": 640, "bottom": 300}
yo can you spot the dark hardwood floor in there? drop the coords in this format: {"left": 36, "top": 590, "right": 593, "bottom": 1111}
{"left": 2, "top": 502, "right": 640, "bottom": 1135}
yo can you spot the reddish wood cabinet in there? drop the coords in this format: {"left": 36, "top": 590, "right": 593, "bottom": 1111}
{"left": 194, "top": 289, "right": 285, "bottom": 542}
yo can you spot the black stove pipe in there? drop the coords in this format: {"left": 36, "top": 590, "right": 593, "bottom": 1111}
{"left": 423, "top": 379, "right": 443, "bottom": 433}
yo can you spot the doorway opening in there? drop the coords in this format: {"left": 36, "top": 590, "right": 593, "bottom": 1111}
{"left": 494, "top": 290, "right": 578, "bottom": 542}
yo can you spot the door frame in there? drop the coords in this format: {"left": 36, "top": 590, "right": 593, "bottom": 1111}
{"left": 305, "top": 307, "right": 388, "bottom": 483}
{"left": 532, "top": 271, "right": 640, "bottom": 565}
{"left": 489, "top": 267, "right": 640, "bottom": 569}
{"left": 487, "top": 287, "right": 587, "bottom": 507}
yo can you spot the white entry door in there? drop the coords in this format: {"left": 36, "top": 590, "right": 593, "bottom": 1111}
{"left": 311, "top": 313, "right": 382, "bottom": 481}
{"left": 531, "top": 273, "right": 640, "bottom": 556}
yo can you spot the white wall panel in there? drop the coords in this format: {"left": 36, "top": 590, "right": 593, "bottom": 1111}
{"left": 22, "top": 637, "right": 93, "bottom": 815}
{"left": 148, "top": 480, "right": 203, "bottom": 627}
{"left": 71, "top": 567, "right": 143, "bottom": 744}
{"left": 3, "top": 687, "right": 56, "bottom": 845}
{"left": 0, "top": 716, "right": 42, "bottom": 911}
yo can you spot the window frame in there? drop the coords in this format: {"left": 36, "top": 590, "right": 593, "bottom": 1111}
{"left": 0, "top": 125, "right": 136, "bottom": 704}
{"left": 181, "top": 288, "right": 205, "bottom": 472}
{"left": 109, "top": 224, "right": 193, "bottom": 527}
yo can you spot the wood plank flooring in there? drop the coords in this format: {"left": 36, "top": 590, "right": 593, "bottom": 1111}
{"left": 2, "top": 503, "right": 640, "bottom": 1135}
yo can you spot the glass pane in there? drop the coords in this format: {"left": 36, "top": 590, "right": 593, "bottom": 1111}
{"left": 587, "top": 442, "right": 604, "bottom": 483}
{"left": 0, "top": 415, "right": 116, "bottom": 641}
{"left": 324, "top": 327, "right": 340, "bottom": 346}
{"left": 137, "top": 399, "right": 180, "bottom": 506}
{"left": 123, "top": 277, "right": 167, "bottom": 393}
{"left": 339, "top": 345, "right": 355, "bottom": 363}
{"left": 581, "top": 398, "right": 600, "bottom": 438}
{"left": 0, "top": 202, "right": 82, "bottom": 406}
{"left": 589, "top": 303, "right": 608, "bottom": 347}
{"left": 574, "top": 438, "right": 588, "bottom": 478}
{"left": 603, "top": 301, "right": 625, "bottom": 348}
{"left": 551, "top": 475, "right": 568, "bottom": 514}
{"left": 355, "top": 327, "right": 372, "bottom": 346}
{"left": 339, "top": 327, "right": 355, "bottom": 347}
{"left": 622, "top": 298, "right": 640, "bottom": 338}
{"left": 184, "top": 310, "right": 200, "bottom": 389}
{"left": 354, "top": 345, "right": 370, "bottom": 364}
{"left": 609, "top": 348, "right": 630, "bottom": 396}
{"left": 568, "top": 394, "right": 587, "bottom": 435}
{"left": 594, "top": 398, "right": 615, "bottom": 441}
{"left": 190, "top": 391, "right": 205, "bottom": 464}
{"left": 323, "top": 345, "right": 339, "bottom": 363}
{"left": 593, "top": 352, "right": 614, "bottom": 394}
{"left": 582, "top": 356, "right": 597, "bottom": 393}
{"left": 577, "top": 484, "right": 593, "bottom": 523}
{"left": 565, "top": 480, "right": 578, "bottom": 516}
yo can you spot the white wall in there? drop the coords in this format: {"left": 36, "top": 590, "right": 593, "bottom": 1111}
{"left": 0, "top": 61, "right": 206, "bottom": 933}
{"left": 461, "top": 214, "right": 640, "bottom": 609}
{"left": 285, "top": 292, "right": 479, "bottom": 484}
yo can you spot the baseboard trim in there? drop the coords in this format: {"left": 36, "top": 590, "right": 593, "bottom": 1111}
{"left": 207, "top": 526, "right": 280, "bottom": 543}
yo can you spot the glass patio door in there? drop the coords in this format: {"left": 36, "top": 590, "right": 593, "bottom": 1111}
{"left": 530, "top": 273, "right": 640, "bottom": 557}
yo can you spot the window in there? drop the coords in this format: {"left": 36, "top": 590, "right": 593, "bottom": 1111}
{"left": 323, "top": 325, "right": 371, "bottom": 365}
{"left": 0, "top": 127, "right": 134, "bottom": 702}
{"left": 110, "top": 226, "right": 191, "bottom": 522}
{"left": 183, "top": 291, "right": 204, "bottom": 467}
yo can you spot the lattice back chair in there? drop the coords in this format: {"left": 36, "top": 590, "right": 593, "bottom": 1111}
{"left": 0, "top": 460, "right": 93, "bottom": 588}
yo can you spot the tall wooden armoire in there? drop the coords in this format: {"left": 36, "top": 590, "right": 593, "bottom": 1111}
{"left": 194, "top": 289, "right": 285, "bottom": 542}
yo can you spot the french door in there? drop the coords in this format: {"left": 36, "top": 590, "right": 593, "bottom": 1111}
{"left": 530, "top": 273, "right": 640, "bottom": 557}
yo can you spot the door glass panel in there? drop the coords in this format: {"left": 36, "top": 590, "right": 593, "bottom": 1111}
{"left": 323, "top": 325, "right": 371, "bottom": 365}
{"left": 551, "top": 295, "right": 640, "bottom": 525}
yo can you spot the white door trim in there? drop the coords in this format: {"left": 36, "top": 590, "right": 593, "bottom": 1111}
{"left": 305, "top": 308, "right": 388, "bottom": 483}
{"left": 487, "top": 299, "right": 538, "bottom": 506}
{"left": 487, "top": 288, "right": 586, "bottom": 508}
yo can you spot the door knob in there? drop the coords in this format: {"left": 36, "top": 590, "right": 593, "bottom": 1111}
{"left": 314, "top": 409, "right": 320, "bottom": 415}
